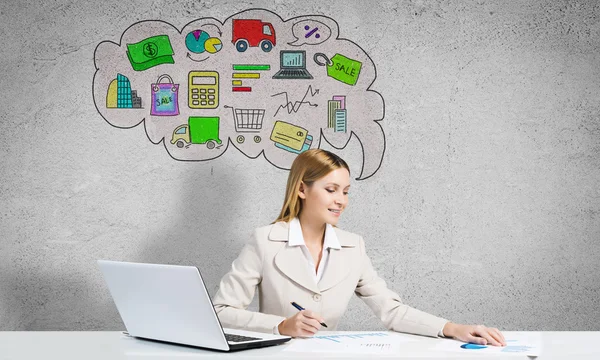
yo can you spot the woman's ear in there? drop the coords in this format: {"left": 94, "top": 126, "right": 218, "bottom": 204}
{"left": 298, "top": 181, "right": 307, "bottom": 199}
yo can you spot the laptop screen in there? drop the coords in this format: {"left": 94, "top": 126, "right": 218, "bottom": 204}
{"left": 281, "top": 51, "right": 305, "bottom": 68}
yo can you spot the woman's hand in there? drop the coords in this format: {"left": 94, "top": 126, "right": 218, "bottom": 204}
{"left": 278, "top": 310, "right": 324, "bottom": 337}
{"left": 443, "top": 322, "right": 506, "bottom": 346}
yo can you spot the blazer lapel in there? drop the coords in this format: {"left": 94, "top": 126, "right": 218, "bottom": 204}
{"left": 318, "top": 248, "right": 351, "bottom": 292}
{"left": 318, "top": 227, "right": 357, "bottom": 292}
{"left": 270, "top": 222, "right": 320, "bottom": 294}
{"left": 274, "top": 246, "right": 321, "bottom": 294}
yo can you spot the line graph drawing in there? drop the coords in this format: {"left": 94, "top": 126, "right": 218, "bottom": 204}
{"left": 271, "top": 85, "right": 319, "bottom": 117}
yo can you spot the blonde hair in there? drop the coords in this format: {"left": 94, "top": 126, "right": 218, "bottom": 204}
{"left": 274, "top": 149, "right": 350, "bottom": 223}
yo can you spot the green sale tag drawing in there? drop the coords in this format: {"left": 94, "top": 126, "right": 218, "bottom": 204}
{"left": 315, "top": 53, "right": 362, "bottom": 86}
{"left": 126, "top": 35, "right": 175, "bottom": 71}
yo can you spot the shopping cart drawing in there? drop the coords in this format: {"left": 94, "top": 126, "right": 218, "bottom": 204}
{"left": 225, "top": 105, "right": 264, "bottom": 144}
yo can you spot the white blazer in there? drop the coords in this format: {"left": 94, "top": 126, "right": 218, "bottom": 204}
{"left": 212, "top": 221, "right": 448, "bottom": 337}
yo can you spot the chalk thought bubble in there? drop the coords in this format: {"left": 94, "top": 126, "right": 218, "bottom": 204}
{"left": 92, "top": 9, "right": 385, "bottom": 179}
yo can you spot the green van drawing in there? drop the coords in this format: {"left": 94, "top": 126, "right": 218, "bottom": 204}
{"left": 171, "top": 116, "right": 223, "bottom": 149}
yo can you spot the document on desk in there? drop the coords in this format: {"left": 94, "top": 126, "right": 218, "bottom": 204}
{"left": 432, "top": 332, "right": 542, "bottom": 357}
{"left": 284, "top": 331, "right": 416, "bottom": 354}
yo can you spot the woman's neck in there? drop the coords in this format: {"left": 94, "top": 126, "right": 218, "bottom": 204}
{"left": 297, "top": 213, "right": 326, "bottom": 247}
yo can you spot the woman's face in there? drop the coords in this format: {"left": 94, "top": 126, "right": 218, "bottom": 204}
{"left": 298, "top": 168, "right": 350, "bottom": 226}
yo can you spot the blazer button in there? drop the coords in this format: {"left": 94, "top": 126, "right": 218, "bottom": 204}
{"left": 312, "top": 293, "right": 322, "bottom": 302}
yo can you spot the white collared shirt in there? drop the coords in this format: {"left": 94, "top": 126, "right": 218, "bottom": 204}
{"left": 288, "top": 217, "right": 341, "bottom": 283}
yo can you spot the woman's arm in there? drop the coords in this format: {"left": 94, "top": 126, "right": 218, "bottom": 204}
{"left": 354, "top": 236, "right": 449, "bottom": 338}
{"left": 354, "top": 236, "right": 505, "bottom": 345}
{"left": 212, "top": 229, "right": 286, "bottom": 333}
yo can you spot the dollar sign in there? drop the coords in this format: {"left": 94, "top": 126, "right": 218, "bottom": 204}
{"left": 143, "top": 42, "right": 158, "bottom": 58}
{"left": 145, "top": 44, "right": 155, "bottom": 56}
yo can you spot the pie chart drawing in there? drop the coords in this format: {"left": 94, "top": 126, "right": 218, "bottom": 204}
{"left": 205, "top": 37, "right": 223, "bottom": 53}
{"left": 185, "top": 30, "right": 223, "bottom": 54}
{"left": 185, "top": 30, "right": 210, "bottom": 53}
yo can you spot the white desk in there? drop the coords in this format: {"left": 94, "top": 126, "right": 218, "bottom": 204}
{"left": 0, "top": 331, "right": 598, "bottom": 360}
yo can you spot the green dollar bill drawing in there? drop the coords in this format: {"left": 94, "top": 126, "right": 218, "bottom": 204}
{"left": 126, "top": 35, "right": 175, "bottom": 71}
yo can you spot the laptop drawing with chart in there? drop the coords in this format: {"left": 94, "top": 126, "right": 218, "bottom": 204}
{"left": 272, "top": 50, "right": 313, "bottom": 79}
{"left": 97, "top": 260, "right": 291, "bottom": 352}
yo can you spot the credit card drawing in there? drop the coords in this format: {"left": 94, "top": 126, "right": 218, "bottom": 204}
{"left": 275, "top": 134, "right": 312, "bottom": 154}
{"left": 270, "top": 121, "right": 313, "bottom": 154}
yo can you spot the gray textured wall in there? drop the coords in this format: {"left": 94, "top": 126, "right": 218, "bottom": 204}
{"left": 1, "top": 0, "right": 599, "bottom": 331}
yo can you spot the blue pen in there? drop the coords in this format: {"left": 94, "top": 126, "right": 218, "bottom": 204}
{"left": 291, "top": 301, "right": 328, "bottom": 328}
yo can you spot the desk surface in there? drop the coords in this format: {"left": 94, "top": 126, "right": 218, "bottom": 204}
{"left": 0, "top": 331, "right": 598, "bottom": 360}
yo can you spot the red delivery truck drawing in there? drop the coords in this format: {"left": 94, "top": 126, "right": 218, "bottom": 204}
{"left": 232, "top": 19, "right": 276, "bottom": 52}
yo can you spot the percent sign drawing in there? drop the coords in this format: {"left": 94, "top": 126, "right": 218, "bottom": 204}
{"left": 305, "top": 25, "right": 321, "bottom": 39}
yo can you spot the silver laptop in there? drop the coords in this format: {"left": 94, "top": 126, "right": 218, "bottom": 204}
{"left": 97, "top": 260, "right": 291, "bottom": 351}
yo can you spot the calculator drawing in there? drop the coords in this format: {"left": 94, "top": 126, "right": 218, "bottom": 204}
{"left": 188, "top": 71, "right": 219, "bottom": 109}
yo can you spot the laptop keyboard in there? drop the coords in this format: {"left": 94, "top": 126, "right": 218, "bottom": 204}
{"left": 225, "top": 333, "right": 262, "bottom": 343}
{"left": 277, "top": 69, "right": 312, "bottom": 78}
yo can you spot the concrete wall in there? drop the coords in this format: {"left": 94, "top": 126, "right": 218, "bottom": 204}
{"left": 1, "top": 0, "right": 599, "bottom": 331}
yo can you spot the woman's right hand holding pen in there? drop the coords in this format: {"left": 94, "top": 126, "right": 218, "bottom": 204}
{"left": 278, "top": 310, "right": 324, "bottom": 337}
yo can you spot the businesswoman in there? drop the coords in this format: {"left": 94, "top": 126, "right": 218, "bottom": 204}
{"left": 213, "top": 149, "right": 505, "bottom": 346}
